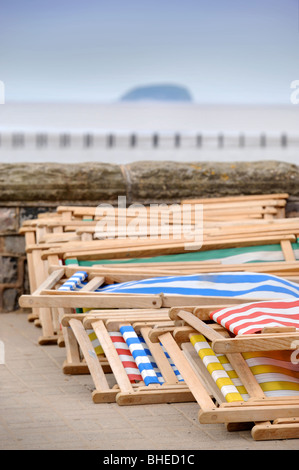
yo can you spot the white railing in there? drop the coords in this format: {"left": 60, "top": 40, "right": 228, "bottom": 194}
{"left": 0, "top": 130, "right": 298, "bottom": 150}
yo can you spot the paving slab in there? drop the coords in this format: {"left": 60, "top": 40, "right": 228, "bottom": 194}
{"left": 0, "top": 311, "right": 299, "bottom": 451}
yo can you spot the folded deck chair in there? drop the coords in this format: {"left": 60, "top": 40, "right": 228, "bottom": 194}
{"left": 20, "top": 210, "right": 96, "bottom": 326}
{"left": 60, "top": 311, "right": 193, "bottom": 405}
{"left": 54, "top": 270, "right": 172, "bottom": 375}
{"left": 148, "top": 304, "right": 299, "bottom": 440}
{"left": 24, "top": 227, "right": 299, "bottom": 340}
{"left": 61, "top": 306, "right": 171, "bottom": 376}
{"left": 64, "top": 239, "right": 299, "bottom": 267}
{"left": 95, "top": 272, "right": 299, "bottom": 300}
{"left": 54, "top": 195, "right": 289, "bottom": 226}
{"left": 209, "top": 298, "right": 299, "bottom": 335}
{"left": 52, "top": 234, "right": 298, "bottom": 262}
{"left": 20, "top": 268, "right": 299, "bottom": 349}
{"left": 21, "top": 270, "right": 299, "bottom": 312}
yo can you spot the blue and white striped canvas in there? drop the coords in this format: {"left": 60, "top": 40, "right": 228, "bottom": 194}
{"left": 120, "top": 325, "right": 161, "bottom": 386}
{"left": 58, "top": 271, "right": 299, "bottom": 300}
{"left": 98, "top": 272, "right": 299, "bottom": 300}
{"left": 58, "top": 271, "right": 88, "bottom": 291}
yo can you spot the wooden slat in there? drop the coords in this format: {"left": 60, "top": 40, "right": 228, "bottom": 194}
{"left": 69, "top": 319, "right": 110, "bottom": 391}
{"left": 91, "top": 320, "right": 134, "bottom": 394}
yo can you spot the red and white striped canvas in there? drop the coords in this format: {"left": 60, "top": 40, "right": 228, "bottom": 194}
{"left": 209, "top": 299, "right": 299, "bottom": 335}
{"left": 109, "top": 332, "right": 143, "bottom": 382}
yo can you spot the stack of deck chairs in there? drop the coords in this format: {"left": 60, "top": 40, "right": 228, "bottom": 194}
{"left": 19, "top": 192, "right": 299, "bottom": 441}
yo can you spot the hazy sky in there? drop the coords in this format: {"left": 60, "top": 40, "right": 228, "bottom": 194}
{"left": 0, "top": 0, "right": 298, "bottom": 103}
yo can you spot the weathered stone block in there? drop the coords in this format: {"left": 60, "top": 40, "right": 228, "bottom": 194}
{"left": 2, "top": 288, "right": 19, "bottom": 312}
{"left": 0, "top": 163, "right": 126, "bottom": 203}
{"left": 0, "top": 256, "right": 18, "bottom": 284}
{"left": 4, "top": 235, "right": 25, "bottom": 255}
{"left": 286, "top": 197, "right": 299, "bottom": 217}
{"left": 0, "top": 208, "right": 17, "bottom": 232}
{"left": 19, "top": 207, "right": 55, "bottom": 227}
{"left": 126, "top": 161, "right": 299, "bottom": 204}
{"left": 23, "top": 261, "right": 30, "bottom": 294}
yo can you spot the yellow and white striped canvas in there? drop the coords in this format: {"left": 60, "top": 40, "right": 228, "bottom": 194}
{"left": 82, "top": 308, "right": 104, "bottom": 356}
{"left": 190, "top": 334, "right": 299, "bottom": 401}
{"left": 242, "top": 351, "right": 299, "bottom": 397}
{"left": 190, "top": 334, "right": 244, "bottom": 402}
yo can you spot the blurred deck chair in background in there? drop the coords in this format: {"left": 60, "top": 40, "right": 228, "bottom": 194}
{"left": 57, "top": 193, "right": 289, "bottom": 221}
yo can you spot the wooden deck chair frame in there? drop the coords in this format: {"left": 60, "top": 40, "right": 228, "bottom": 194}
{"left": 60, "top": 311, "right": 194, "bottom": 405}
{"left": 20, "top": 262, "right": 299, "bottom": 346}
{"left": 41, "top": 233, "right": 298, "bottom": 262}
{"left": 29, "top": 204, "right": 299, "bottom": 247}
{"left": 20, "top": 264, "right": 175, "bottom": 345}
{"left": 148, "top": 306, "right": 299, "bottom": 440}
{"left": 180, "top": 193, "right": 288, "bottom": 219}
{"left": 20, "top": 208, "right": 96, "bottom": 324}
{"left": 56, "top": 193, "right": 288, "bottom": 221}
{"left": 19, "top": 193, "right": 290, "bottom": 326}
{"left": 21, "top": 267, "right": 278, "bottom": 313}
{"left": 21, "top": 231, "right": 299, "bottom": 345}
{"left": 21, "top": 221, "right": 299, "bottom": 343}
{"left": 60, "top": 308, "right": 172, "bottom": 375}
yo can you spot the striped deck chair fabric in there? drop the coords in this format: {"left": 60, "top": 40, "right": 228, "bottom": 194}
{"left": 60, "top": 271, "right": 299, "bottom": 301}
{"left": 97, "top": 272, "right": 299, "bottom": 301}
{"left": 190, "top": 334, "right": 244, "bottom": 402}
{"left": 58, "top": 271, "right": 104, "bottom": 355}
{"left": 58, "top": 271, "right": 87, "bottom": 291}
{"left": 110, "top": 329, "right": 184, "bottom": 385}
{"left": 190, "top": 334, "right": 299, "bottom": 401}
{"left": 58, "top": 273, "right": 185, "bottom": 380}
{"left": 162, "top": 344, "right": 184, "bottom": 382}
{"left": 109, "top": 332, "right": 143, "bottom": 383}
{"left": 120, "top": 325, "right": 162, "bottom": 386}
{"left": 209, "top": 299, "right": 299, "bottom": 335}
{"left": 64, "top": 240, "right": 299, "bottom": 266}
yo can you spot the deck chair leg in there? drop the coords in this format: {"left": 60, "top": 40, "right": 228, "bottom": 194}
{"left": 61, "top": 312, "right": 111, "bottom": 375}
{"left": 158, "top": 332, "right": 216, "bottom": 410}
{"left": 90, "top": 320, "right": 134, "bottom": 403}
{"left": 38, "top": 308, "right": 57, "bottom": 345}
{"left": 31, "top": 249, "right": 58, "bottom": 344}
{"left": 69, "top": 319, "right": 117, "bottom": 402}
{"left": 251, "top": 418, "right": 299, "bottom": 440}
{"left": 24, "top": 231, "right": 39, "bottom": 322}
{"left": 62, "top": 325, "right": 87, "bottom": 375}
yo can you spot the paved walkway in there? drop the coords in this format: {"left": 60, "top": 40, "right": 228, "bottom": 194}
{"left": 0, "top": 312, "right": 299, "bottom": 451}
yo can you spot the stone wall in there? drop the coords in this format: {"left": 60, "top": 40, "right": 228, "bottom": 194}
{"left": 1, "top": 160, "right": 299, "bottom": 312}
{"left": 0, "top": 206, "right": 57, "bottom": 311}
